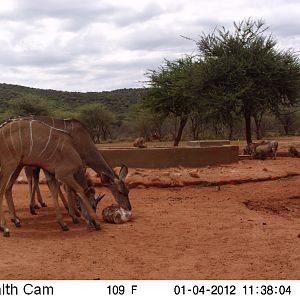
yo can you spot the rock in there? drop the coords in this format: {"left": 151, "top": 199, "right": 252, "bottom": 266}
{"left": 133, "top": 170, "right": 143, "bottom": 175}
{"left": 171, "top": 173, "right": 182, "bottom": 178}
{"left": 189, "top": 172, "right": 200, "bottom": 178}
{"left": 136, "top": 184, "right": 146, "bottom": 189}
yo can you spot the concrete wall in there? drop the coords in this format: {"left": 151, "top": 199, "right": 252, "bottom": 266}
{"left": 100, "top": 145, "right": 239, "bottom": 168}
{"left": 187, "top": 140, "right": 230, "bottom": 147}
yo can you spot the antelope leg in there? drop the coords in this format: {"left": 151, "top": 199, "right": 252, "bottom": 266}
{"left": 44, "top": 171, "right": 69, "bottom": 231}
{"left": 58, "top": 174, "right": 100, "bottom": 230}
{"left": 5, "top": 164, "right": 23, "bottom": 227}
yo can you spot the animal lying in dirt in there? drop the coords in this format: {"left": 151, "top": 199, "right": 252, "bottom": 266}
{"left": 102, "top": 204, "right": 132, "bottom": 224}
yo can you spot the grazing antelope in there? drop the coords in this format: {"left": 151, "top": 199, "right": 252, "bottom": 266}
{"left": 23, "top": 166, "right": 104, "bottom": 224}
{"left": 17, "top": 116, "right": 131, "bottom": 212}
{"left": 25, "top": 166, "right": 48, "bottom": 209}
{"left": 0, "top": 119, "right": 101, "bottom": 237}
{"left": 24, "top": 166, "right": 84, "bottom": 221}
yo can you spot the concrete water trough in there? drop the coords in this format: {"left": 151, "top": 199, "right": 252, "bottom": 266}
{"left": 187, "top": 140, "right": 230, "bottom": 147}
{"left": 100, "top": 145, "right": 239, "bottom": 168}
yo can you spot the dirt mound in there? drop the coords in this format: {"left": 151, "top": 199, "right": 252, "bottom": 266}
{"left": 89, "top": 157, "right": 300, "bottom": 188}
{"left": 243, "top": 198, "right": 300, "bottom": 217}
{"left": 15, "top": 157, "right": 300, "bottom": 189}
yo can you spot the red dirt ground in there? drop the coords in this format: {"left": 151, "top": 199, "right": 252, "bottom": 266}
{"left": 1, "top": 158, "right": 300, "bottom": 280}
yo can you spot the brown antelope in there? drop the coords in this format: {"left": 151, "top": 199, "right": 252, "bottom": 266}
{"left": 0, "top": 119, "right": 101, "bottom": 237}
{"left": 25, "top": 166, "right": 48, "bottom": 209}
{"left": 17, "top": 116, "right": 131, "bottom": 213}
{"left": 23, "top": 166, "right": 103, "bottom": 224}
{"left": 24, "top": 166, "right": 80, "bottom": 216}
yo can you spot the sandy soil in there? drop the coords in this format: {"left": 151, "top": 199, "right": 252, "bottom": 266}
{"left": 0, "top": 158, "right": 300, "bottom": 280}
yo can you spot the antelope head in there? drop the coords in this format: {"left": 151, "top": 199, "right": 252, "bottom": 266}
{"left": 100, "top": 164, "right": 131, "bottom": 211}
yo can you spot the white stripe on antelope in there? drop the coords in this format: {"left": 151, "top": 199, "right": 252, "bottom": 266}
{"left": 0, "top": 119, "right": 101, "bottom": 237}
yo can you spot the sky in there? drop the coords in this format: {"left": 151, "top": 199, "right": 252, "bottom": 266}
{"left": 0, "top": 0, "right": 299, "bottom": 92}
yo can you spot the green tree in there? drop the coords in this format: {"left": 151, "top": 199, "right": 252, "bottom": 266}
{"left": 274, "top": 107, "right": 297, "bottom": 135}
{"left": 79, "top": 103, "right": 116, "bottom": 142}
{"left": 128, "top": 103, "right": 166, "bottom": 140}
{"left": 144, "top": 56, "right": 202, "bottom": 146}
{"left": 9, "top": 94, "right": 50, "bottom": 117}
{"left": 198, "top": 19, "right": 300, "bottom": 143}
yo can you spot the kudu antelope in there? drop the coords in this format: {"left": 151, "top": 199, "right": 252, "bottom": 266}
{"left": 17, "top": 116, "right": 131, "bottom": 211}
{"left": 25, "top": 166, "right": 48, "bottom": 209}
{"left": 0, "top": 119, "right": 101, "bottom": 236}
{"left": 24, "top": 165, "right": 104, "bottom": 224}
{"left": 24, "top": 166, "right": 73, "bottom": 214}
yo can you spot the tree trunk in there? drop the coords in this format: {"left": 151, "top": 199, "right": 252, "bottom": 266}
{"left": 254, "top": 118, "right": 261, "bottom": 140}
{"left": 244, "top": 112, "right": 252, "bottom": 144}
{"left": 284, "top": 123, "right": 289, "bottom": 135}
{"left": 102, "top": 126, "right": 108, "bottom": 141}
{"left": 228, "top": 123, "right": 233, "bottom": 140}
{"left": 190, "top": 117, "right": 200, "bottom": 140}
{"left": 253, "top": 113, "right": 264, "bottom": 140}
{"left": 173, "top": 117, "right": 188, "bottom": 147}
{"left": 191, "top": 124, "right": 199, "bottom": 140}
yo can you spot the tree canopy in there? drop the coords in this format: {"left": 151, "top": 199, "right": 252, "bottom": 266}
{"left": 198, "top": 19, "right": 300, "bottom": 143}
{"left": 144, "top": 56, "right": 203, "bottom": 145}
{"left": 79, "top": 103, "right": 116, "bottom": 142}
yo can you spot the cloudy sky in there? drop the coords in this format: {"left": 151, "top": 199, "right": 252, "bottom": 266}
{"left": 0, "top": 0, "right": 299, "bottom": 92}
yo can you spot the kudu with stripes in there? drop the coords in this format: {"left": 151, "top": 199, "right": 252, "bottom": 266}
{"left": 0, "top": 119, "right": 101, "bottom": 236}
{"left": 23, "top": 165, "right": 104, "bottom": 225}
{"left": 20, "top": 116, "right": 131, "bottom": 211}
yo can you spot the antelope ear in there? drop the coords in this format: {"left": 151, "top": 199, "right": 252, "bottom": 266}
{"left": 119, "top": 164, "right": 128, "bottom": 181}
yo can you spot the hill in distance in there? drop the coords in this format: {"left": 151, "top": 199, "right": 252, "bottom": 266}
{"left": 0, "top": 83, "right": 145, "bottom": 118}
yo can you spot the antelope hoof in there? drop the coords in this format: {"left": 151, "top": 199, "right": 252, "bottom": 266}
{"left": 41, "top": 203, "right": 47, "bottom": 208}
{"left": 61, "top": 224, "right": 69, "bottom": 231}
{"left": 34, "top": 204, "right": 40, "bottom": 209}
{"left": 72, "top": 218, "right": 80, "bottom": 224}
{"left": 3, "top": 229, "right": 10, "bottom": 237}
{"left": 93, "top": 221, "right": 101, "bottom": 231}
{"left": 11, "top": 219, "right": 21, "bottom": 228}
{"left": 15, "top": 221, "right": 21, "bottom": 228}
{"left": 30, "top": 207, "right": 37, "bottom": 215}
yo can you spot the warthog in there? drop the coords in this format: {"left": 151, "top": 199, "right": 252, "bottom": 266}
{"left": 253, "top": 140, "right": 278, "bottom": 160}
{"left": 133, "top": 137, "right": 146, "bottom": 148}
{"left": 243, "top": 140, "right": 267, "bottom": 155}
{"left": 288, "top": 146, "right": 300, "bottom": 158}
